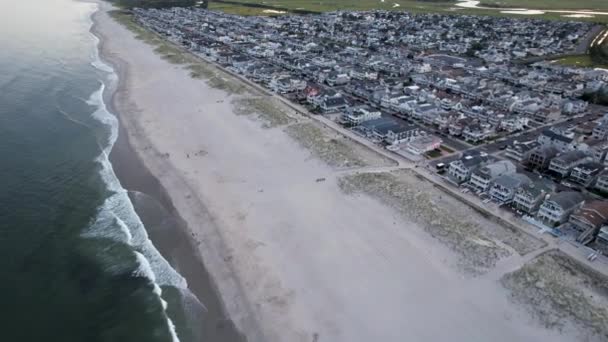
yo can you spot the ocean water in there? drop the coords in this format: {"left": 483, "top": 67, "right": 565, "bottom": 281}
{"left": 0, "top": 1, "right": 196, "bottom": 341}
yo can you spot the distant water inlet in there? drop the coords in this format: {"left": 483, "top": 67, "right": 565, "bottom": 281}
{"left": 455, "top": 0, "right": 608, "bottom": 17}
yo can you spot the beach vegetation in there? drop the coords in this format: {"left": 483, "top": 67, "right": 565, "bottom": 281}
{"left": 232, "top": 97, "right": 296, "bottom": 128}
{"left": 338, "top": 170, "right": 544, "bottom": 273}
{"left": 285, "top": 122, "right": 369, "bottom": 168}
{"left": 501, "top": 250, "right": 608, "bottom": 338}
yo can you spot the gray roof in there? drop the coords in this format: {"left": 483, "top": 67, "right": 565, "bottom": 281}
{"left": 518, "top": 180, "right": 551, "bottom": 197}
{"left": 360, "top": 117, "right": 415, "bottom": 135}
{"left": 573, "top": 161, "right": 604, "bottom": 172}
{"left": 554, "top": 150, "right": 587, "bottom": 163}
{"left": 477, "top": 160, "right": 517, "bottom": 178}
{"left": 531, "top": 146, "right": 560, "bottom": 158}
{"left": 541, "top": 129, "right": 573, "bottom": 144}
{"left": 548, "top": 191, "right": 585, "bottom": 209}
{"left": 493, "top": 173, "right": 531, "bottom": 189}
{"left": 508, "top": 141, "right": 540, "bottom": 154}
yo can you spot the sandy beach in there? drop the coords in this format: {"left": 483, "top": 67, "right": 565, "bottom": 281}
{"left": 92, "top": 2, "right": 599, "bottom": 341}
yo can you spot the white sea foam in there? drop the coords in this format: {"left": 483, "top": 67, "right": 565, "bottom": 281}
{"left": 83, "top": 5, "right": 186, "bottom": 341}
{"left": 135, "top": 252, "right": 180, "bottom": 342}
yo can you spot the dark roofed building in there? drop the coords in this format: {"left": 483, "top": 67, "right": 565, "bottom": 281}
{"left": 359, "top": 117, "right": 421, "bottom": 145}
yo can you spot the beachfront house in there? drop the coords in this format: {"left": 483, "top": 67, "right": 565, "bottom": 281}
{"left": 320, "top": 96, "right": 349, "bottom": 113}
{"left": 469, "top": 160, "right": 517, "bottom": 193}
{"left": 512, "top": 181, "right": 551, "bottom": 214}
{"left": 537, "top": 191, "right": 585, "bottom": 226}
{"left": 488, "top": 173, "right": 532, "bottom": 204}
{"left": 405, "top": 135, "right": 442, "bottom": 155}
{"left": 447, "top": 153, "right": 489, "bottom": 185}
{"left": 569, "top": 200, "right": 608, "bottom": 244}
{"left": 342, "top": 106, "right": 382, "bottom": 125}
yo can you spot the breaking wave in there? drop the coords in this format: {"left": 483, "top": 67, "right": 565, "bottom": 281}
{"left": 81, "top": 5, "right": 186, "bottom": 341}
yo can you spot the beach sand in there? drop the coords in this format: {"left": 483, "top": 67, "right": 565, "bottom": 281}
{"left": 93, "top": 2, "right": 584, "bottom": 341}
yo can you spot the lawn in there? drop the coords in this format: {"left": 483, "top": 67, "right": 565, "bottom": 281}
{"left": 480, "top": 0, "right": 608, "bottom": 11}
{"left": 555, "top": 54, "right": 608, "bottom": 68}
{"left": 211, "top": 0, "right": 456, "bottom": 14}
{"left": 208, "top": 0, "right": 608, "bottom": 23}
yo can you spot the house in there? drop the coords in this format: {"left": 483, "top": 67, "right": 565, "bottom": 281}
{"left": 469, "top": 160, "right": 517, "bottom": 192}
{"left": 594, "top": 170, "right": 608, "bottom": 194}
{"left": 358, "top": 117, "right": 421, "bottom": 145}
{"left": 568, "top": 200, "right": 608, "bottom": 244}
{"left": 269, "top": 76, "right": 306, "bottom": 94}
{"left": 526, "top": 146, "right": 559, "bottom": 171}
{"left": 505, "top": 141, "right": 540, "bottom": 162}
{"left": 326, "top": 71, "right": 350, "bottom": 86}
{"left": 342, "top": 106, "right": 381, "bottom": 125}
{"left": 411, "top": 103, "right": 439, "bottom": 121}
{"left": 548, "top": 150, "right": 589, "bottom": 178}
{"left": 489, "top": 173, "right": 532, "bottom": 203}
{"left": 537, "top": 191, "right": 585, "bottom": 226}
{"left": 405, "top": 135, "right": 442, "bottom": 155}
{"left": 537, "top": 128, "right": 574, "bottom": 152}
{"left": 592, "top": 115, "right": 608, "bottom": 139}
{"left": 462, "top": 123, "right": 493, "bottom": 143}
{"left": 597, "top": 226, "right": 608, "bottom": 246}
{"left": 512, "top": 181, "right": 552, "bottom": 214}
{"left": 569, "top": 162, "right": 604, "bottom": 187}
{"left": 320, "top": 96, "right": 349, "bottom": 113}
{"left": 448, "top": 152, "right": 489, "bottom": 184}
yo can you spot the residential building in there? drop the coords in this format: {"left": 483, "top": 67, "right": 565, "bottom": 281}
{"left": 405, "top": 135, "right": 442, "bottom": 155}
{"left": 594, "top": 170, "right": 608, "bottom": 194}
{"left": 569, "top": 162, "right": 604, "bottom": 187}
{"left": 448, "top": 152, "right": 489, "bottom": 184}
{"left": 537, "top": 191, "right": 585, "bottom": 226}
{"left": 489, "top": 173, "right": 532, "bottom": 203}
{"left": 537, "top": 128, "right": 573, "bottom": 152}
{"left": 569, "top": 200, "right": 608, "bottom": 244}
{"left": 512, "top": 181, "right": 551, "bottom": 214}
{"left": 469, "top": 160, "right": 517, "bottom": 192}
{"left": 358, "top": 117, "right": 421, "bottom": 145}
{"left": 526, "top": 146, "right": 559, "bottom": 170}
{"left": 320, "top": 96, "right": 348, "bottom": 113}
{"left": 342, "top": 106, "right": 381, "bottom": 125}
{"left": 505, "top": 141, "right": 539, "bottom": 162}
{"left": 548, "top": 150, "right": 589, "bottom": 178}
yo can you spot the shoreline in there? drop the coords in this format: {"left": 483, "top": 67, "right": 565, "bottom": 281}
{"left": 90, "top": 3, "right": 251, "bottom": 342}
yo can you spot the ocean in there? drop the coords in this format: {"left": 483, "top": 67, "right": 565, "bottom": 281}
{"left": 0, "top": 1, "right": 241, "bottom": 341}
